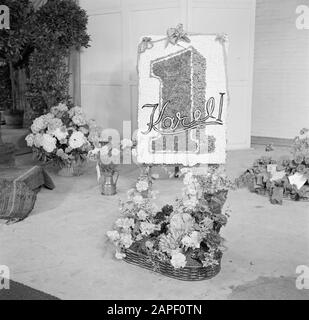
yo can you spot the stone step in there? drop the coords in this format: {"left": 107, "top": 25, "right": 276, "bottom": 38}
{"left": 1, "top": 126, "right": 31, "bottom": 155}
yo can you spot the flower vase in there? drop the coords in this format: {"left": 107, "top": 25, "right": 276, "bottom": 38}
{"left": 58, "top": 161, "right": 86, "bottom": 177}
{"left": 101, "top": 171, "right": 119, "bottom": 195}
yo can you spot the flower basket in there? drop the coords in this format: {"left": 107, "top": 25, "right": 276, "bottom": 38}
{"left": 123, "top": 248, "right": 222, "bottom": 281}
{"left": 107, "top": 167, "right": 231, "bottom": 281}
{"left": 26, "top": 104, "right": 95, "bottom": 173}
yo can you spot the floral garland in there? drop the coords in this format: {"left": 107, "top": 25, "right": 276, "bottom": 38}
{"left": 26, "top": 103, "right": 97, "bottom": 168}
{"left": 107, "top": 167, "right": 231, "bottom": 269}
{"left": 237, "top": 128, "right": 309, "bottom": 204}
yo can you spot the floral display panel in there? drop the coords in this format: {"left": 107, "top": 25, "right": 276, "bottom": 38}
{"left": 137, "top": 34, "right": 228, "bottom": 165}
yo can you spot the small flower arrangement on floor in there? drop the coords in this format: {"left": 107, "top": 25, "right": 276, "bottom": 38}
{"left": 88, "top": 138, "right": 136, "bottom": 178}
{"left": 107, "top": 167, "right": 231, "bottom": 279}
{"left": 87, "top": 136, "right": 137, "bottom": 194}
{"left": 26, "top": 103, "right": 95, "bottom": 175}
{"left": 236, "top": 128, "right": 309, "bottom": 204}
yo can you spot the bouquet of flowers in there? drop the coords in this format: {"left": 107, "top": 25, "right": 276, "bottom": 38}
{"left": 107, "top": 168, "right": 230, "bottom": 272}
{"left": 236, "top": 128, "right": 309, "bottom": 204}
{"left": 26, "top": 103, "right": 94, "bottom": 170}
{"left": 88, "top": 136, "right": 137, "bottom": 178}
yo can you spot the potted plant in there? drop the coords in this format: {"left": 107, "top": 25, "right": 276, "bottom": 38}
{"left": 26, "top": 0, "right": 90, "bottom": 121}
{"left": 106, "top": 168, "right": 231, "bottom": 280}
{"left": 237, "top": 128, "right": 309, "bottom": 204}
{"left": 0, "top": 0, "right": 34, "bottom": 128}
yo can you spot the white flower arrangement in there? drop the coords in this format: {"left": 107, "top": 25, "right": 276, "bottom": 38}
{"left": 26, "top": 103, "right": 95, "bottom": 167}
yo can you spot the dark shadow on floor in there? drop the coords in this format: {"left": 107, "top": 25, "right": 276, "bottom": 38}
{"left": 0, "top": 279, "right": 60, "bottom": 300}
{"left": 228, "top": 276, "right": 309, "bottom": 300}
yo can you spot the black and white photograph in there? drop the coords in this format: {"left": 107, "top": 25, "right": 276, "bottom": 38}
{"left": 0, "top": 0, "right": 309, "bottom": 304}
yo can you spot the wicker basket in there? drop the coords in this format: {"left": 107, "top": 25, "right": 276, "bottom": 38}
{"left": 0, "top": 180, "right": 37, "bottom": 222}
{"left": 123, "top": 249, "right": 222, "bottom": 281}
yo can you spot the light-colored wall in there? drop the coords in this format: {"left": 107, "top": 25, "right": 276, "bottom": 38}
{"left": 252, "top": 0, "right": 309, "bottom": 139}
{"left": 80, "top": 0, "right": 256, "bottom": 149}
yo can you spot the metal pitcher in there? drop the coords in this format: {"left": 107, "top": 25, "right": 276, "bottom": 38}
{"left": 101, "top": 171, "right": 119, "bottom": 196}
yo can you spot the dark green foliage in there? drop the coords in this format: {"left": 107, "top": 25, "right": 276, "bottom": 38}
{"left": 0, "top": 0, "right": 34, "bottom": 111}
{"left": 33, "top": 0, "right": 90, "bottom": 51}
{"left": 27, "top": 0, "right": 90, "bottom": 114}
{"left": 0, "top": 0, "right": 34, "bottom": 63}
{"left": 0, "top": 64, "right": 11, "bottom": 110}
{"left": 236, "top": 154, "right": 309, "bottom": 204}
{"left": 0, "top": 0, "right": 90, "bottom": 116}
{"left": 26, "top": 48, "right": 71, "bottom": 114}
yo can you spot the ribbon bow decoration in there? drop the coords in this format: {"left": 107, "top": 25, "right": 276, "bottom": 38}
{"left": 215, "top": 33, "right": 228, "bottom": 44}
{"left": 165, "top": 23, "right": 190, "bottom": 47}
{"left": 138, "top": 37, "right": 154, "bottom": 53}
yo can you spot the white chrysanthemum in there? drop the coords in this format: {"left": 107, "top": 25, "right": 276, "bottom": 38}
{"left": 133, "top": 194, "right": 144, "bottom": 204}
{"left": 121, "top": 138, "right": 133, "bottom": 148}
{"left": 47, "top": 118, "right": 63, "bottom": 134}
{"left": 145, "top": 241, "right": 154, "bottom": 250}
{"left": 115, "top": 251, "right": 126, "bottom": 260}
{"left": 115, "top": 218, "right": 135, "bottom": 230}
{"left": 107, "top": 230, "right": 120, "bottom": 242}
{"left": 72, "top": 114, "right": 87, "bottom": 126}
{"left": 170, "top": 252, "right": 186, "bottom": 269}
{"left": 79, "top": 127, "right": 89, "bottom": 135}
{"left": 137, "top": 209, "right": 148, "bottom": 220}
{"left": 140, "top": 222, "right": 158, "bottom": 236}
{"left": 69, "top": 131, "right": 86, "bottom": 149}
{"left": 119, "top": 233, "right": 133, "bottom": 248}
{"left": 136, "top": 180, "right": 149, "bottom": 192}
{"left": 50, "top": 103, "right": 68, "bottom": 117}
{"left": 31, "top": 115, "right": 48, "bottom": 133}
{"left": 25, "top": 134, "right": 34, "bottom": 147}
{"left": 41, "top": 134, "right": 56, "bottom": 153}
{"left": 68, "top": 106, "right": 83, "bottom": 118}
{"left": 183, "top": 197, "right": 198, "bottom": 210}
{"left": 181, "top": 231, "right": 201, "bottom": 249}
{"left": 33, "top": 134, "right": 43, "bottom": 148}
{"left": 53, "top": 127, "right": 68, "bottom": 141}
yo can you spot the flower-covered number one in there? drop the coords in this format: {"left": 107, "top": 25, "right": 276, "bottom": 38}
{"left": 107, "top": 25, "right": 231, "bottom": 280}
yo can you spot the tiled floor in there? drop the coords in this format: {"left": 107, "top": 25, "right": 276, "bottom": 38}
{"left": 0, "top": 146, "right": 308, "bottom": 299}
